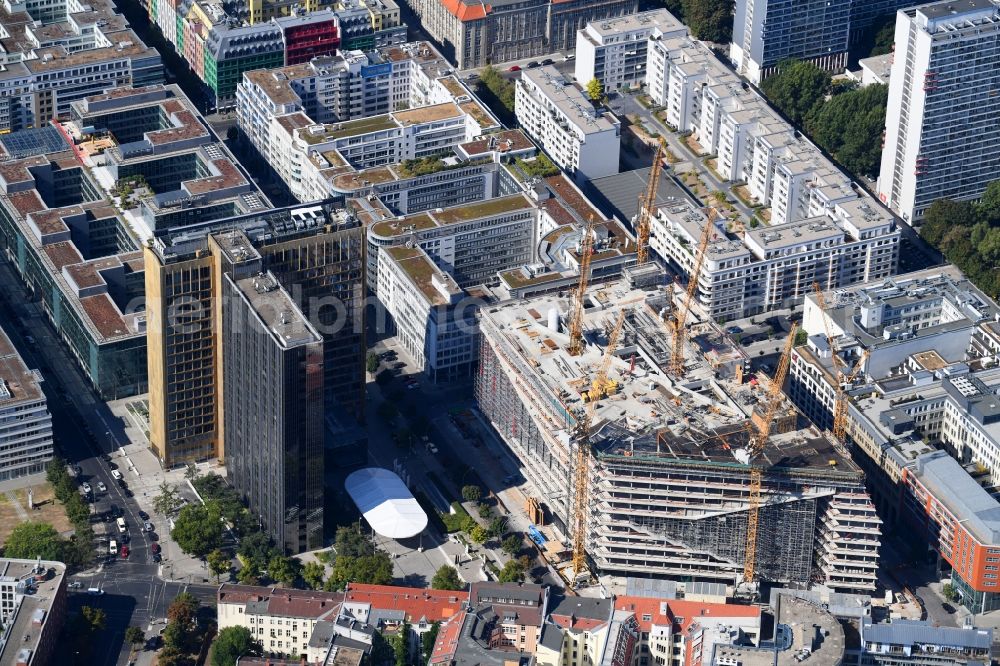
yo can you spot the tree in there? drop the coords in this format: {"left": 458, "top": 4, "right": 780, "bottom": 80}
{"left": 125, "top": 625, "right": 145, "bottom": 648}
{"left": 303, "top": 561, "right": 326, "bottom": 590}
{"left": 3, "top": 522, "right": 64, "bottom": 560}
{"left": 81, "top": 605, "right": 107, "bottom": 632}
{"left": 477, "top": 66, "right": 516, "bottom": 124}
{"left": 171, "top": 503, "right": 223, "bottom": 558}
{"left": 184, "top": 462, "right": 199, "bottom": 479}
{"left": 366, "top": 352, "right": 380, "bottom": 374}
{"left": 978, "top": 180, "right": 1000, "bottom": 224}
{"left": 497, "top": 559, "right": 525, "bottom": 583}
{"left": 392, "top": 622, "right": 411, "bottom": 666}
{"left": 335, "top": 524, "right": 375, "bottom": 558}
{"left": 238, "top": 531, "right": 278, "bottom": 566}
{"left": 470, "top": 526, "right": 488, "bottom": 544}
{"left": 212, "top": 626, "right": 261, "bottom": 666}
{"left": 761, "top": 60, "right": 831, "bottom": 125}
{"left": 682, "top": 0, "right": 733, "bottom": 43}
{"left": 268, "top": 554, "right": 301, "bottom": 587}
{"left": 805, "top": 84, "right": 888, "bottom": 178}
{"left": 488, "top": 516, "right": 508, "bottom": 539}
{"left": 237, "top": 559, "right": 261, "bottom": 585}
{"left": 431, "top": 565, "right": 464, "bottom": 591}
{"left": 501, "top": 535, "right": 522, "bottom": 557}
{"left": 328, "top": 552, "right": 394, "bottom": 589}
{"left": 422, "top": 621, "right": 441, "bottom": 660}
{"left": 585, "top": 78, "right": 604, "bottom": 103}
{"left": 461, "top": 485, "right": 482, "bottom": 503}
{"left": 153, "top": 482, "right": 182, "bottom": 516}
{"left": 46, "top": 456, "right": 69, "bottom": 489}
{"left": 207, "top": 549, "right": 231, "bottom": 583}
{"left": 920, "top": 199, "right": 978, "bottom": 247}
{"left": 168, "top": 592, "right": 200, "bottom": 628}
{"left": 868, "top": 17, "right": 896, "bottom": 57}
{"left": 942, "top": 583, "right": 959, "bottom": 602}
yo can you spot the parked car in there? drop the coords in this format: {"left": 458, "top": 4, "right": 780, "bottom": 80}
{"left": 120, "top": 545, "right": 129, "bottom": 559}
{"left": 526, "top": 61, "right": 540, "bottom": 68}
{"left": 144, "top": 521, "right": 154, "bottom": 533}
{"left": 152, "top": 552, "right": 162, "bottom": 563}
{"left": 81, "top": 483, "right": 92, "bottom": 494}
{"left": 151, "top": 543, "right": 161, "bottom": 554}
{"left": 541, "top": 58, "right": 553, "bottom": 65}
{"left": 508, "top": 65, "right": 521, "bottom": 72}
{"left": 138, "top": 511, "right": 149, "bottom": 521}
{"left": 111, "top": 469, "right": 123, "bottom": 481}
{"left": 96, "top": 481, "right": 106, "bottom": 493}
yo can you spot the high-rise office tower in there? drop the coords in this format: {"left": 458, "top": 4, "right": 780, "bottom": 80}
{"left": 145, "top": 202, "right": 365, "bottom": 551}
{"left": 878, "top": 0, "right": 1000, "bottom": 224}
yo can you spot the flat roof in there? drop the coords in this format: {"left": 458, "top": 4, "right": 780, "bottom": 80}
{"left": 345, "top": 468, "right": 428, "bottom": 539}
{"left": 0, "top": 325, "right": 43, "bottom": 405}
{"left": 911, "top": 451, "right": 1000, "bottom": 545}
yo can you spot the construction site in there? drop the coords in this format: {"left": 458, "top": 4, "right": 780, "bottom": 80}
{"left": 474, "top": 186, "right": 881, "bottom": 593}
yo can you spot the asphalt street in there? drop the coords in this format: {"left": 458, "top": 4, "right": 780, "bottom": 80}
{"left": 0, "top": 257, "right": 213, "bottom": 665}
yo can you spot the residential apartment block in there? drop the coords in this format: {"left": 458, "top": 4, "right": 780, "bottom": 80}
{"left": 878, "top": 0, "right": 1000, "bottom": 224}
{"left": 400, "top": 0, "right": 637, "bottom": 70}
{"left": 515, "top": 66, "right": 621, "bottom": 183}
{"left": 729, "top": 0, "right": 924, "bottom": 83}
{"left": 145, "top": 202, "right": 365, "bottom": 485}
{"left": 148, "top": 0, "right": 406, "bottom": 107}
{"left": 236, "top": 40, "right": 502, "bottom": 202}
{"left": 0, "top": 325, "right": 52, "bottom": 484}
{"left": 788, "top": 267, "right": 1000, "bottom": 613}
{"left": 0, "top": 559, "right": 66, "bottom": 666}
{"left": 0, "top": 0, "right": 163, "bottom": 133}
{"left": 574, "top": 10, "right": 685, "bottom": 92}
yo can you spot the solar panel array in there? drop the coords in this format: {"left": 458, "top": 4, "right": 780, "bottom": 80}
{"left": 0, "top": 126, "right": 70, "bottom": 159}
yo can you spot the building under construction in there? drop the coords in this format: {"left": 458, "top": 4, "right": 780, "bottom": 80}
{"left": 475, "top": 281, "right": 881, "bottom": 592}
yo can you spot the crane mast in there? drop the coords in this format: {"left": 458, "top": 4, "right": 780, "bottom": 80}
{"left": 742, "top": 323, "right": 798, "bottom": 585}
{"left": 669, "top": 208, "right": 716, "bottom": 376}
{"left": 636, "top": 139, "right": 666, "bottom": 265}
{"left": 568, "top": 219, "right": 596, "bottom": 356}
{"left": 812, "top": 282, "right": 868, "bottom": 443}
{"left": 572, "top": 310, "right": 627, "bottom": 576}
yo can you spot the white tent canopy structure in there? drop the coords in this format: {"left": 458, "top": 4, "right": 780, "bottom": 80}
{"left": 344, "top": 468, "right": 428, "bottom": 539}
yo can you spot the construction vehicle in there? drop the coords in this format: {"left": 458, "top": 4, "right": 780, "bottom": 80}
{"left": 742, "top": 323, "right": 798, "bottom": 586}
{"left": 568, "top": 219, "right": 596, "bottom": 356}
{"left": 635, "top": 139, "right": 666, "bottom": 265}
{"left": 812, "top": 282, "right": 870, "bottom": 443}
{"left": 572, "top": 310, "right": 627, "bottom": 577}
{"left": 668, "top": 208, "right": 717, "bottom": 376}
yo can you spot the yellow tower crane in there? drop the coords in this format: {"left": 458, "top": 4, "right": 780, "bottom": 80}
{"left": 636, "top": 139, "right": 666, "bottom": 266}
{"left": 668, "top": 208, "right": 717, "bottom": 376}
{"left": 572, "top": 309, "right": 627, "bottom": 577}
{"left": 742, "top": 323, "right": 798, "bottom": 585}
{"left": 568, "top": 219, "right": 596, "bottom": 356}
{"left": 812, "top": 282, "right": 870, "bottom": 443}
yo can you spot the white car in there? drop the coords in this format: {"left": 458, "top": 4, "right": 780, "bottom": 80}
{"left": 111, "top": 470, "right": 123, "bottom": 481}
{"left": 81, "top": 483, "right": 92, "bottom": 494}
{"left": 96, "top": 482, "right": 107, "bottom": 492}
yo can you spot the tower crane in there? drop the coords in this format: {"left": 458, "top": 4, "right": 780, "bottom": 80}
{"left": 812, "top": 282, "right": 870, "bottom": 443}
{"left": 743, "top": 323, "right": 798, "bottom": 585}
{"left": 668, "top": 208, "right": 717, "bottom": 376}
{"left": 572, "top": 309, "right": 627, "bottom": 576}
{"left": 635, "top": 138, "right": 666, "bottom": 265}
{"left": 568, "top": 218, "right": 597, "bottom": 356}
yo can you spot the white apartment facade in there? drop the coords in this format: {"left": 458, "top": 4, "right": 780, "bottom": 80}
{"left": 377, "top": 245, "right": 479, "bottom": 383}
{"left": 573, "top": 9, "right": 685, "bottom": 92}
{"left": 515, "top": 66, "right": 621, "bottom": 183}
{"left": 0, "top": 325, "right": 53, "bottom": 483}
{"left": 878, "top": 0, "right": 1000, "bottom": 224}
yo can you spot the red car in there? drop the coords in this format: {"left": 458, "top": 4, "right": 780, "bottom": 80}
{"left": 120, "top": 545, "right": 129, "bottom": 559}
{"left": 151, "top": 543, "right": 161, "bottom": 554}
{"left": 508, "top": 65, "right": 521, "bottom": 72}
